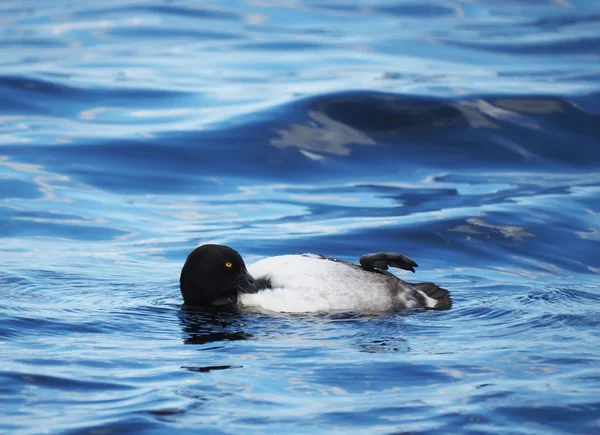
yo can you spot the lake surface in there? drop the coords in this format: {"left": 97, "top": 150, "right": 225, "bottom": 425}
{"left": 1, "top": 0, "right": 599, "bottom": 433}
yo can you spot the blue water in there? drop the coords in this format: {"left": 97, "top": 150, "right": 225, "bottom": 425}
{"left": 1, "top": 0, "right": 599, "bottom": 433}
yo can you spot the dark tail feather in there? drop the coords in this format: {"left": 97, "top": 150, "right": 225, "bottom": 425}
{"left": 413, "top": 282, "right": 452, "bottom": 309}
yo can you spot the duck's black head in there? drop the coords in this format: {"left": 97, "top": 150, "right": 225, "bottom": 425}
{"left": 180, "top": 244, "right": 257, "bottom": 307}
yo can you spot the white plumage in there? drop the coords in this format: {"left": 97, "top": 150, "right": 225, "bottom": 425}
{"left": 241, "top": 254, "right": 435, "bottom": 313}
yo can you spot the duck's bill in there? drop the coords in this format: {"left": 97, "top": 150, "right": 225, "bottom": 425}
{"left": 236, "top": 270, "right": 258, "bottom": 294}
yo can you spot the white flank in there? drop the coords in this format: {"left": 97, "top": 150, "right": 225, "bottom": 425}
{"left": 241, "top": 255, "right": 413, "bottom": 313}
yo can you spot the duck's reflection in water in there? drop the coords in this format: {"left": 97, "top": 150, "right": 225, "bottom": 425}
{"left": 178, "top": 306, "right": 251, "bottom": 345}
{"left": 178, "top": 306, "right": 251, "bottom": 373}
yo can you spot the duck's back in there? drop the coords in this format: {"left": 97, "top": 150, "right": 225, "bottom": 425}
{"left": 242, "top": 254, "right": 429, "bottom": 313}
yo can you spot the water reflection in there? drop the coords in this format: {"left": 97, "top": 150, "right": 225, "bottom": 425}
{"left": 450, "top": 218, "right": 535, "bottom": 240}
{"left": 272, "top": 110, "right": 375, "bottom": 157}
{"left": 178, "top": 307, "right": 251, "bottom": 346}
{"left": 181, "top": 364, "right": 241, "bottom": 373}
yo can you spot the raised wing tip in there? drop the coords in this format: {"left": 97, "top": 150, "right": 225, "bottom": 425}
{"left": 360, "top": 252, "right": 419, "bottom": 273}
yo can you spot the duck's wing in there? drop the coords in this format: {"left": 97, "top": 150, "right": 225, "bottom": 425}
{"left": 359, "top": 252, "right": 418, "bottom": 273}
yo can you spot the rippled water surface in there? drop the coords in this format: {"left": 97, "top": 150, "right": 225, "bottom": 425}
{"left": 1, "top": 0, "right": 600, "bottom": 433}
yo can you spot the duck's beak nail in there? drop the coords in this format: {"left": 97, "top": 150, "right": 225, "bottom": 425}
{"left": 237, "top": 270, "right": 258, "bottom": 294}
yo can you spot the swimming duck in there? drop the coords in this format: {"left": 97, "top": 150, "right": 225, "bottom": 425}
{"left": 179, "top": 244, "right": 451, "bottom": 313}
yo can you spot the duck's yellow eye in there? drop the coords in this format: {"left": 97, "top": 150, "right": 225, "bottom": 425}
{"left": 225, "top": 262, "right": 232, "bottom": 268}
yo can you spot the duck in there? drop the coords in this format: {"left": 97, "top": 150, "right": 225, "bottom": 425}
{"left": 179, "top": 244, "right": 451, "bottom": 313}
